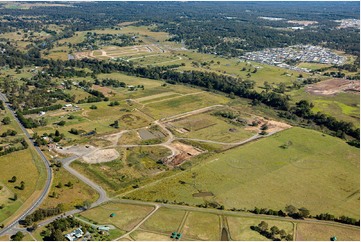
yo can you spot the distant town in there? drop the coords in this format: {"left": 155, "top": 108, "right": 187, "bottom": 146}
{"left": 335, "top": 19, "right": 360, "bottom": 29}
{"left": 242, "top": 45, "right": 346, "bottom": 72}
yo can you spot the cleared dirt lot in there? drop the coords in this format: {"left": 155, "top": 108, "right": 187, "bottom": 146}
{"left": 55, "top": 145, "right": 97, "bottom": 156}
{"left": 305, "top": 78, "right": 360, "bottom": 96}
{"left": 82, "top": 149, "right": 120, "bottom": 163}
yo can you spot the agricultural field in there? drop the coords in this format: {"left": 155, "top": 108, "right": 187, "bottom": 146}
{"left": 125, "top": 127, "right": 360, "bottom": 218}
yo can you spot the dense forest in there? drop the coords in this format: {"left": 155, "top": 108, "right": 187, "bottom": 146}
{"left": 0, "top": 1, "right": 359, "bottom": 56}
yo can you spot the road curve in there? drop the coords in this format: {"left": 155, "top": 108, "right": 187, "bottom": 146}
{"left": 0, "top": 92, "right": 53, "bottom": 236}
{"left": 61, "top": 156, "right": 109, "bottom": 206}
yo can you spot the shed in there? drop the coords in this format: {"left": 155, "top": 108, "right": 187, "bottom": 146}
{"left": 98, "top": 226, "right": 110, "bottom": 232}
{"left": 110, "top": 213, "right": 116, "bottom": 217}
{"left": 330, "top": 236, "right": 337, "bottom": 241}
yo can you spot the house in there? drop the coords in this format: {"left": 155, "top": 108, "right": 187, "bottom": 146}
{"left": 65, "top": 227, "right": 84, "bottom": 241}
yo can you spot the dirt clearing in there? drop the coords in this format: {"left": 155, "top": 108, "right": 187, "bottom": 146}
{"left": 306, "top": 78, "right": 360, "bottom": 96}
{"left": 82, "top": 149, "right": 120, "bottom": 163}
{"left": 55, "top": 145, "right": 97, "bottom": 156}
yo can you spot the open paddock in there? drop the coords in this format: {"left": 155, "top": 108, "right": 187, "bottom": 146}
{"left": 80, "top": 202, "right": 154, "bottom": 231}
{"left": 140, "top": 207, "right": 185, "bottom": 234}
{"left": 295, "top": 222, "right": 360, "bottom": 241}
{"left": 143, "top": 92, "right": 229, "bottom": 120}
{"left": 126, "top": 127, "right": 360, "bottom": 218}
{"left": 129, "top": 230, "right": 171, "bottom": 241}
{"left": 227, "top": 216, "right": 294, "bottom": 241}
{"left": 168, "top": 111, "right": 258, "bottom": 143}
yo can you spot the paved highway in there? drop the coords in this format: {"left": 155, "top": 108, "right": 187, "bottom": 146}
{"left": 0, "top": 92, "right": 53, "bottom": 236}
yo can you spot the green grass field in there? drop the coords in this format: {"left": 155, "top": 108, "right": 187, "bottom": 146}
{"left": 126, "top": 127, "right": 360, "bottom": 218}
{"left": 0, "top": 109, "right": 47, "bottom": 225}
{"left": 80, "top": 202, "right": 154, "bottom": 231}
{"left": 40, "top": 167, "right": 99, "bottom": 211}
{"left": 143, "top": 91, "right": 229, "bottom": 119}
{"left": 290, "top": 89, "right": 360, "bottom": 127}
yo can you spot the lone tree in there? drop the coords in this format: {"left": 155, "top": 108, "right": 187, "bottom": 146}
{"left": 270, "top": 226, "right": 280, "bottom": 236}
{"left": 11, "top": 231, "right": 24, "bottom": 241}
{"left": 9, "top": 176, "right": 17, "bottom": 183}
{"left": 285, "top": 204, "right": 298, "bottom": 215}
{"left": 298, "top": 207, "right": 310, "bottom": 218}
{"left": 19, "top": 181, "right": 25, "bottom": 190}
{"left": 258, "top": 221, "right": 268, "bottom": 231}
{"left": 2, "top": 117, "right": 11, "bottom": 125}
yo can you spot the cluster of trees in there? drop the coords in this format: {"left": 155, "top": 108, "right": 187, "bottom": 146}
{"left": 21, "top": 104, "right": 63, "bottom": 115}
{"left": 250, "top": 221, "right": 293, "bottom": 241}
{"left": 95, "top": 78, "right": 126, "bottom": 88}
{"left": 315, "top": 213, "right": 360, "bottom": 226}
{"left": 250, "top": 205, "right": 310, "bottom": 219}
{"left": 290, "top": 100, "right": 359, "bottom": 140}
{"left": 22, "top": 204, "right": 64, "bottom": 226}
{"left": 1, "top": 129, "right": 17, "bottom": 137}
{"left": 0, "top": 138, "right": 28, "bottom": 156}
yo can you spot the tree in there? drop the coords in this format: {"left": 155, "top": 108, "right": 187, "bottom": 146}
{"left": 90, "top": 105, "right": 97, "bottom": 109}
{"left": 258, "top": 221, "right": 268, "bottom": 231}
{"left": 270, "top": 226, "right": 279, "bottom": 235}
{"left": 298, "top": 207, "right": 310, "bottom": 218}
{"left": 285, "top": 204, "right": 298, "bottom": 215}
{"left": 285, "top": 234, "right": 293, "bottom": 241}
{"left": 2, "top": 117, "right": 11, "bottom": 125}
{"left": 54, "top": 130, "right": 60, "bottom": 137}
{"left": 51, "top": 229, "right": 65, "bottom": 241}
{"left": 56, "top": 182, "right": 62, "bottom": 188}
{"left": 83, "top": 200, "right": 91, "bottom": 210}
{"left": 9, "top": 176, "right": 17, "bottom": 183}
{"left": 19, "top": 181, "right": 25, "bottom": 190}
{"left": 11, "top": 231, "right": 24, "bottom": 241}
{"left": 279, "top": 229, "right": 287, "bottom": 238}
